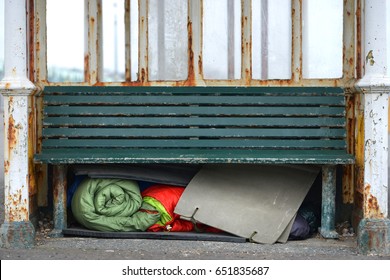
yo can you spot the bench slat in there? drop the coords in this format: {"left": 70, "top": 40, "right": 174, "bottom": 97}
{"left": 42, "top": 139, "right": 347, "bottom": 149}
{"left": 44, "top": 106, "right": 345, "bottom": 116}
{"left": 44, "top": 116, "right": 346, "bottom": 127}
{"left": 44, "top": 86, "right": 345, "bottom": 95}
{"left": 43, "top": 127, "right": 346, "bottom": 138}
{"left": 44, "top": 95, "right": 345, "bottom": 106}
{"left": 34, "top": 148, "right": 355, "bottom": 164}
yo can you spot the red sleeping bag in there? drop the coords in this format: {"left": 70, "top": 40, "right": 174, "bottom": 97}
{"left": 141, "top": 184, "right": 222, "bottom": 233}
{"left": 141, "top": 184, "right": 194, "bottom": 232}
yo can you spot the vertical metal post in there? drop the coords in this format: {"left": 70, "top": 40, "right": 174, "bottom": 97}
{"left": 85, "top": 0, "right": 103, "bottom": 84}
{"left": 356, "top": 0, "right": 390, "bottom": 255}
{"left": 260, "top": 0, "right": 268, "bottom": 80}
{"left": 342, "top": 0, "right": 356, "bottom": 81}
{"left": 0, "top": 0, "right": 36, "bottom": 248}
{"left": 291, "top": 0, "right": 302, "bottom": 83}
{"left": 241, "top": 0, "right": 251, "bottom": 84}
{"left": 188, "top": 0, "right": 204, "bottom": 84}
{"left": 320, "top": 165, "right": 338, "bottom": 238}
{"left": 34, "top": 0, "right": 49, "bottom": 209}
{"left": 125, "top": 0, "right": 131, "bottom": 81}
{"left": 51, "top": 165, "right": 68, "bottom": 237}
{"left": 227, "top": 0, "right": 235, "bottom": 80}
{"left": 138, "top": 0, "right": 148, "bottom": 83}
{"left": 157, "top": 0, "right": 166, "bottom": 80}
{"left": 113, "top": 2, "right": 119, "bottom": 80}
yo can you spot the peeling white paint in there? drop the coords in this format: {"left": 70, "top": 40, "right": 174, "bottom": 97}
{"left": 0, "top": 0, "right": 36, "bottom": 222}
{"left": 357, "top": 0, "right": 390, "bottom": 218}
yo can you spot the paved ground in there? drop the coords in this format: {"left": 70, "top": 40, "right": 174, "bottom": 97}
{"left": 1, "top": 232, "right": 389, "bottom": 260}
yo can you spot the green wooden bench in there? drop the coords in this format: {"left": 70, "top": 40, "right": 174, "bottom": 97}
{"left": 34, "top": 86, "right": 354, "bottom": 239}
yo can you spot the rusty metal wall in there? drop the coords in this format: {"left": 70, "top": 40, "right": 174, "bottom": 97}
{"left": 32, "top": 0, "right": 357, "bottom": 87}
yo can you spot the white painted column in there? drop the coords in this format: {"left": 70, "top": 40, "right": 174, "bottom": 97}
{"left": 0, "top": 0, "right": 36, "bottom": 248}
{"left": 357, "top": 0, "right": 390, "bottom": 219}
{"left": 356, "top": 0, "right": 390, "bottom": 255}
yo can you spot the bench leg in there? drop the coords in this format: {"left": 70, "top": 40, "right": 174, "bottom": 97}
{"left": 50, "top": 165, "right": 68, "bottom": 237}
{"left": 320, "top": 165, "right": 339, "bottom": 239}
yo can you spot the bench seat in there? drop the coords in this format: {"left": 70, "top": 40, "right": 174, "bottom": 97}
{"left": 34, "top": 86, "right": 355, "bottom": 240}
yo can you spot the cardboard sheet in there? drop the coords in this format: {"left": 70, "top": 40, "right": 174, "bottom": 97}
{"left": 175, "top": 164, "right": 319, "bottom": 244}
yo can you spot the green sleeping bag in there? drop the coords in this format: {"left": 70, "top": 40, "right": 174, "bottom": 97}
{"left": 71, "top": 178, "right": 161, "bottom": 231}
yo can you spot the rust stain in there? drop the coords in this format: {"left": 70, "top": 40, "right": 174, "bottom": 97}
{"left": 343, "top": 92, "right": 355, "bottom": 203}
{"left": 84, "top": 54, "right": 90, "bottom": 83}
{"left": 52, "top": 167, "right": 67, "bottom": 207}
{"left": 5, "top": 188, "right": 29, "bottom": 222}
{"left": 5, "top": 82, "right": 11, "bottom": 89}
{"left": 354, "top": 93, "right": 365, "bottom": 217}
{"left": 8, "top": 114, "right": 18, "bottom": 152}
{"left": 4, "top": 160, "right": 10, "bottom": 174}
{"left": 342, "top": 166, "right": 353, "bottom": 203}
{"left": 364, "top": 184, "right": 384, "bottom": 218}
{"left": 245, "top": 68, "right": 251, "bottom": 85}
{"left": 28, "top": 105, "right": 37, "bottom": 196}
{"left": 198, "top": 54, "right": 203, "bottom": 76}
{"left": 140, "top": 68, "right": 147, "bottom": 84}
{"left": 29, "top": 194, "right": 37, "bottom": 217}
{"left": 354, "top": 191, "right": 364, "bottom": 209}
{"left": 185, "top": 18, "right": 196, "bottom": 86}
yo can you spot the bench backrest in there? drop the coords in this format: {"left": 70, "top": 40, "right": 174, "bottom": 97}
{"left": 41, "top": 86, "right": 348, "bottom": 152}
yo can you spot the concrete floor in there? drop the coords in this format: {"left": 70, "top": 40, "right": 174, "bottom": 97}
{"left": 1, "top": 234, "right": 388, "bottom": 260}
{"left": 0, "top": 95, "right": 389, "bottom": 260}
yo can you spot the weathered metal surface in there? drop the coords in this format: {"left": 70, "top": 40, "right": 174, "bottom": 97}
{"left": 28, "top": 96, "right": 38, "bottom": 211}
{"left": 342, "top": 91, "right": 355, "bottom": 203}
{"left": 355, "top": 0, "right": 390, "bottom": 255}
{"left": 320, "top": 165, "right": 339, "bottom": 239}
{"left": 31, "top": 0, "right": 357, "bottom": 88}
{"left": 0, "top": 221, "right": 35, "bottom": 249}
{"left": 241, "top": 0, "right": 251, "bottom": 85}
{"left": 352, "top": 92, "right": 365, "bottom": 228}
{"left": 32, "top": 0, "right": 47, "bottom": 84}
{"left": 3, "top": 96, "right": 30, "bottom": 223}
{"left": 0, "top": 1, "right": 36, "bottom": 221}
{"left": 84, "top": 0, "right": 103, "bottom": 84}
{"left": 355, "top": 0, "right": 362, "bottom": 79}
{"left": 187, "top": 0, "right": 204, "bottom": 85}
{"left": 360, "top": 92, "right": 388, "bottom": 218}
{"left": 138, "top": 0, "right": 148, "bottom": 84}
{"left": 51, "top": 165, "right": 68, "bottom": 237}
{"left": 0, "top": 0, "right": 37, "bottom": 249}
{"left": 125, "top": 0, "right": 131, "bottom": 81}
{"left": 227, "top": 0, "right": 235, "bottom": 80}
{"left": 291, "top": 0, "right": 302, "bottom": 83}
{"left": 342, "top": 0, "right": 356, "bottom": 80}
{"left": 30, "top": 0, "right": 48, "bottom": 208}
{"left": 357, "top": 219, "right": 390, "bottom": 255}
